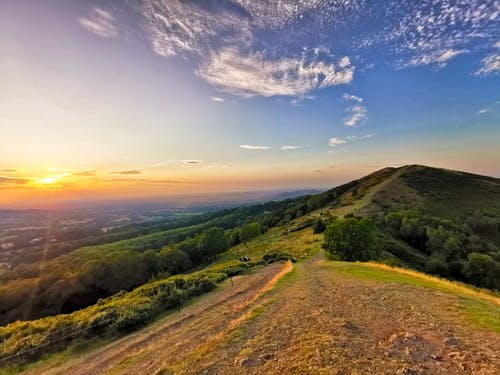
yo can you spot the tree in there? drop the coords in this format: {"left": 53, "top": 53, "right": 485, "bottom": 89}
{"left": 466, "top": 252, "right": 500, "bottom": 289}
{"left": 323, "top": 217, "right": 380, "bottom": 261}
{"left": 159, "top": 248, "right": 192, "bottom": 274}
{"left": 198, "top": 227, "right": 228, "bottom": 260}
{"left": 239, "top": 223, "right": 262, "bottom": 244}
{"left": 425, "top": 257, "right": 448, "bottom": 277}
{"left": 426, "top": 226, "right": 449, "bottom": 255}
{"left": 177, "top": 237, "right": 202, "bottom": 265}
{"left": 443, "top": 236, "right": 462, "bottom": 259}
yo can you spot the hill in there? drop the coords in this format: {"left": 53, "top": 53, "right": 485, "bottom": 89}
{"left": 6, "top": 251, "right": 499, "bottom": 375}
{"left": 0, "top": 164, "right": 499, "bottom": 373}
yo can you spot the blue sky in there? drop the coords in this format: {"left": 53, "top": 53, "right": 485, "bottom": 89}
{"left": 0, "top": 0, "right": 499, "bottom": 205}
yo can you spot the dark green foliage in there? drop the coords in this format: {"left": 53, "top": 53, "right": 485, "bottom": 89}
{"left": 378, "top": 208, "right": 499, "bottom": 289}
{"left": 466, "top": 253, "right": 500, "bottom": 290}
{"left": 239, "top": 222, "right": 262, "bottom": 244}
{"left": 176, "top": 226, "right": 229, "bottom": 265}
{"left": 262, "top": 251, "right": 296, "bottom": 264}
{"left": 312, "top": 219, "right": 326, "bottom": 234}
{"left": 323, "top": 217, "right": 380, "bottom": 261}
{"left": 425, "top": 257, "right": 449, "bottom": 277}
{"left": 0, "top": 260, "right": 258, "bottom": 363}
{"left": 198, "top": 227, "right": 228, "bottom": 260}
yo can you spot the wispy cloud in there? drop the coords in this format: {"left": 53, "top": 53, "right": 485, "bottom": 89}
{"left": 346, "top": 134, "right": 374, "bottom": 141}
{"left": 240, "top": 144, "right": 270, "bottom": 150}
{"left": 343, "top": 93, "right": 363, "bottom": 103}
{"left": 151, "top": 161, "right": 170, "bottom": 168}
{"left": 182, "top": 160, "right": 202, "bottom": 165}
{"left": 0, "top": 169, "right": 18, "bottom": 173}
{"left": 376, "top": 1, "right": 498, "bottom": 69}
{"left": 476, "top": 101, "right": 500, "bottom": 115}
{"left": 112, "top": 169, "right": 142, "bottom": 175}
{"left": 74, "top": 170, "right": 97, "bottom": 176}
{"left": 475, "top": 54, "right": 500, "bottom": 76}
{"left": 344, "top": 105, "right": 367, "bottom": 127}
{"left": 280, "top": 145, "right": 302, "bottom": 150}
{"left": 404, "top": 49, "right": 468, "bottom": 68}
{"left": 106, "top": 177, "right": 195, "bottom": 185}
{"left": 328, "top": 134, "right": 373, "bottom": 149}
{"left": 0, "top": 176, "right": 29, "bottom": 186}
{"left": 328, "top": 138, "right": 346, "bottom": 147}
{"left": 475, "top": 40, "right": 500, "bottom": 76}
{"left": 78, "top": 7, "right": 118, "bottom": 38}
{"left": 210, "top": 97, "right": 225, "bottom": 102}
{"left": 197, "top": 48, "right": 354, "bottom": 98}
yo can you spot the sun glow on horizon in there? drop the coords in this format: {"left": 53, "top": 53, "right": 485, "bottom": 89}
{"left": 34, "top": 173, "right": 69, "bottom": 187}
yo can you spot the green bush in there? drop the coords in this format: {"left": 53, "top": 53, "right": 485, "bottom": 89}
{"left": 323, "top": 217, "right": 380, "bottom": 261}
{"left": 262, "top": 251, "right": 296, "bottom": 264}
{"left": 425, "top": 257, "right": 449, "bottom": 277}
{"left": 0, "top": 260, "right": 259, "bottom": 364}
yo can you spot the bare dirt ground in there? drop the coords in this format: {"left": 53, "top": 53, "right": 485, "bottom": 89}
{"left": 29, "top": 252, "right": 499, "bottom": 375}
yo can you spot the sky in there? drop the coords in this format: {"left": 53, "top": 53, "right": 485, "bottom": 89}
{"left": 0, "top": 0, "right": 499, "bottom": 208}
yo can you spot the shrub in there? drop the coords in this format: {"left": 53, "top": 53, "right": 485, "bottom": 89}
{"left": 262, "top": 251, "right": 296, "bottom": 264}
{"left": 323, "top": 217, "right": 380, "bottom": 261}
{"left": 425, "top": 257, "right": 448, "bottom": 277}
{"left": 466, "top": 253, "right": 500, "bottom": 290}
{"left": 312, "top": 219, "right": 327, "bottom": 234}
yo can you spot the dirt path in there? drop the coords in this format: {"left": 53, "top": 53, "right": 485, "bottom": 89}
{"left": 172, "top": 251, "right": 499, "bottom": 375}
{"left": 25, "top": 263, "right": 289, "bottom": 375}
{"left": 28, "top": 252, "right": 499, "bottom": 375}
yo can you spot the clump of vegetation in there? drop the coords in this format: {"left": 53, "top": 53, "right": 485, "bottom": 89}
{"left": 323, "top": 217, "right": 380, "bottom": 261}
{"left": 239, "top": 222, "right": 263, "bottom": 244}
{"left": 0, "top": 260, "right": 262, "bottom": 364}
{"left": 376, "top": 209, "right": 500, "bottom": 290}
{"left": 262, "top": 251, "right": 296, "bottom": 264}
{"left": 312, "top": 219, "right": 327, "bottom": 234}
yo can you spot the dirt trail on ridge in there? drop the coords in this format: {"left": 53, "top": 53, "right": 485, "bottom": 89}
{"left": 28, "top": 252, "right": 499, "bottom": 375}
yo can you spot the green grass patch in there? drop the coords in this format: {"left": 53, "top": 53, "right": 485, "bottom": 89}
{"left": 329, "top": 261, "right": 500, "bottom": 332}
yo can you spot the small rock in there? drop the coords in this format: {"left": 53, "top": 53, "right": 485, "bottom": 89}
{"left": 396, "top": 368, "right": 421, "bottom": 375}
{"left": 443, "top": 337, "right": 461, "bottom": 347}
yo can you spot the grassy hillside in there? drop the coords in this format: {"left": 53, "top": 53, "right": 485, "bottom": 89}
{"left": 0, "top": 164, "right": 499, "bottom": 371}
{"left": 7, "top": 250, "right": 498, "bottom": 375}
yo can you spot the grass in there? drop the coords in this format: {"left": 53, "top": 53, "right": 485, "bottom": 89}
{"left": 216, "top": 226, "right": 321, "bottom": 265}
{"left": 330, "top": 260, "right": 500, "bottom": 332}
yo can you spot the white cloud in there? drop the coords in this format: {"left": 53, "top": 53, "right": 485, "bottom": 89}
{"left": 240, "top": 144, "right": 270, "bottom": 150}
{"left": 476, "top": 101, "right": 500, "bottom": 115}
{"left": 280, "top": 145, "right": 301, "bottom": 150}
{"left": 346, "top": 134, "right": 374, "bottom": 141}
{"left": 328, "top": 138, "right": 346, "bottom": 147}
{"left": 475, "top": 54, "right": 500, "bottom": 76}
{"left": 404, "top": 49, "right": 468, "bottom": 68}
{"left": 290, "top": 95, "right": 315, "bottom": 106}
{"left": 344, "top": 105, "right": 367, "bottom": 127}
{"left": 375, "top": 1, "right": 498, "bottom": 69}
{"left": 78, "top": 7, "right": 118, "bottom": 38}
{"left": 197, "top": 47, "right": 354, "bottom": 98}
{"left": 142, "top": 0, "right": 252, "bottom": 57}
{"left": 343, "top": 93, "right": 363, "bottom": 103}
{"left": 151, "top": 161, "right": 170, "bottom": 168}
{"left": 210, "top": 97, "right": 225, "bottom": 102}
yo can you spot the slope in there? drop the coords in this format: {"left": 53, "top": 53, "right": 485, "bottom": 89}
{"left": 1, "top": 164, "right": 499, "bottom": 373}
{"left": 18, "top": 249, "right": 499, "bottom": 375}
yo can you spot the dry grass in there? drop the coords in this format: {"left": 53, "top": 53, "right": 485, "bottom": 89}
{"left": 364, "top": 262, "right": 500, "bottom": 305}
